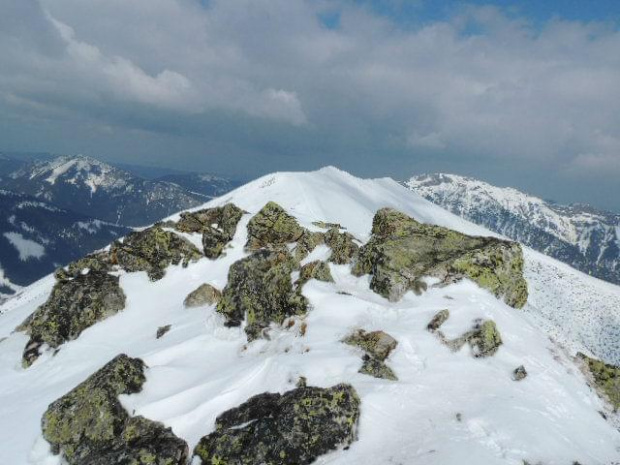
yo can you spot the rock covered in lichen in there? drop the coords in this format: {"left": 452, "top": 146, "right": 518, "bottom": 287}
{"left": 216, "top": 249, "right": 308, "bottom": 340}
{"left": 359, "top": 354, "right": 398, "bottom": 380}
{"left": 42, "top": 354, "right": 189, "bottom": 465}
{"left": 54, "top": 251, "right": 114, "bottom": 280}
{"left": 246, "top": 202, "right": 305, "bottom": 250}
{"left": 445, "top": 319, "right": 503, "bottom": 358}
{"left": 324, "top": 227, "right": 359, "bottom": 264}
{"left": 19, "top": 271, "right": 126, "bottom": 367}
{"left": 111, "top": 226, "right": 202, "bottom": 281}
{"left": 353, "top": 208, "right": 528, "bottom": 308}
{"left": 193, "top": 383, "right": 360, "bottom": 465}
{"left": 513, "top": 365, "right": 528, "bottom": 381}
{"left": 297, "top": 260, "right": 334, "bottom": 287}
{"left": 293, "top": 229, "right": 325, "bottom": 262}
{"left": 343, "top": 329, "right": 399, "bottom": 380}
{"left": 427, "top": 309, "right": 450, "bottom": 332}
{"left": 183, "top": 283, "right": 221, "bottom": 308}
{"left": 175, "top": 203, "right": 244, "bottom": 258}
{"left": 577, "top": 352, "right": 620, "bottom": 409}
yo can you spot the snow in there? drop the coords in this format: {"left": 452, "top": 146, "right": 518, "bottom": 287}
{"left": 3, "top": 232, "right": 46, "bottom": 261}
{"left": 0, "top": 167, "right": 619, "bottom": 464}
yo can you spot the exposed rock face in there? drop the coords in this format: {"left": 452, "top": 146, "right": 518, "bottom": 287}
{"left": 193, "top": 383, "right": 360, "bottom": 465}
{"left": 427, "top": 309, "right": 450, "bottom": 332}
{"left": 216, "top": 249, "right": 308, "bottom": 340}
{"left": 19, "top": 271, "right": 126, "bottom": 367}
{"left": 54, "top": 251, "right": 114, "bottom": 280}
{"left": 324, "top": 228, "right": 359, "bottom": 264}
{"left": 343, "top": 329, "right": 399, "bottom": 380}
{"left": 577, "top": 352, "right": 620, "bottom": 409}
{"left": 175, "top": 203, "right": 244, "bottom": 258}
{"left": 111, "top": 226, "right": 202, "bottom": 281}
{"left": 298, "top": 260, "right": 334, "bottom": 287}
{"left": 246, "top": 202, "right": 305, "bottom": 250}
{"left": 293, "top": 230, "right": 324, "bottom": 262}
{"left": 42, "top": 354, "right": 189, "bottom": 465}
{"left": 446, "top": 320, "right": 504, "bottom": 358}
{"left": 183, "top": 283, "right": 221, "bottom": 308}
{"left": 353, "top": 208, "right": 528, "bottom": 308}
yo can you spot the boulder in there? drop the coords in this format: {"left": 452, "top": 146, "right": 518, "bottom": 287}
{"left": 111, "top": 226, "right": 202, "bottom": 281}
{"left": 156, "top": 325, "right": 171, "bottom": 339}
{"left": 427, "top": 309, "right": 450, "bottom": 332}
{"left": 293, "top": 229, "right": 325, "bottom": 262}
{"left": 19, "top": 271, "right": 126, "bottom": 367}
{"left": 343, "top": 329, "right": 398, "bottom": 361}
{"left": 359, "top": 355, "right": 398, "bottom": 381}
{"left": 183, "top": 283, "right": 221, "bottom": 308}
{"left": 297, "top": 260, "right": 334, "bottom": 287}
{"left": 245, "top": 202, "right": 305, "bottom": 250}
{"left": 175, "top": 203, "right": 244, "bottom": 258}
{"left": 577, "top": 352, "right": 620, "bottom": 409}
{"left": 513, "top": 365, "right": 528, "bottom": 381}
{"left": 353, "top": 208, "right": 528, "bottom": 308}
{"left": 216, "top": 249, "right": 308, "bottom": 340}
{"left": 54, "top": 251, "right": 114, "bottom": 280}
{"left": 445, "top": 320, "right": 503, "bottom": 358}
{"left": 193, "top": 383, "right": 360, "bottom": 465}
{"left": 42, "top": 354, "right": 188, "bottom": 465}
{"left": 324, "top": 228, "right": 359, "bottom": 265}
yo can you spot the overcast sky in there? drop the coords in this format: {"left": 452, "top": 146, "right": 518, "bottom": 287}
{"left": 1, "top": 0, "right": 619, "bottom": 211}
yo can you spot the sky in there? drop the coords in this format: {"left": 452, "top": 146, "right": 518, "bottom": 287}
{"left": 1, "top": 0, "right": 619, "bottom": 211}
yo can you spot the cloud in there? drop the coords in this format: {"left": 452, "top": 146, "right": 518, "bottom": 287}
{"left": 0, "top": 0, "right": 619, "bottom": 207}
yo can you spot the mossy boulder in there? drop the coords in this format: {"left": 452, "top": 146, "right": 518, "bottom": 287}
{"left": 216, "top": 249, "right": 308, "bottom": 340}
{"left": 183, "top": 283, "right": 221, "bottom": 308}
{"left": 193, "top": 383, "right": 360, "bottom": 465}
{"left": 445, "top": 319, "right": 503, "bottom": 358}
{"left": 293, "top": 229, "right": 325, "bottom": 262}
{"left": 111, "top": 226, "right": 202, "bottom": 281}
{"left": 324, "top": 228, "right": 359, "bottom": 265}
{"left": 42, "top": 354, "right": 189, "bottom": 465}
{"left": 175, "top": 204, "right": 244, "bottom": 258}
{"left": 246, "top": 202, "right": 305, "bottom": 250}
{"left": 353, "top": 208, "right": 528, "bottom": 308}
{"left": 19, "top": 271, "right": 126, "bottom": 367}
{"left": 55, "top": 251, "right": 114, "bottom": 280}
{"left": 343, "top": 329, "right": 399, "bottom": 380}
{"left": 360, "top": 355, "right": 398, "bottom": 381}
{"left": 577, "top": 352, "right": 620, "bottom": 410}
{"left": 297, "top": 260, "right": 334, "bottom": 287}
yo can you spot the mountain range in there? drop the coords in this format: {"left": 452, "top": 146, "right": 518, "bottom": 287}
{"left": 407, "top": 173, "right": 620, "bottom": 285}
{"left": 0, "top": 167, "right": 619, "bottom": 464}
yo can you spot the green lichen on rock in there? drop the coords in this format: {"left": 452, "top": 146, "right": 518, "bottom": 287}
{"left": 246, "top": 202, "right": 305, "bottom": 250}
{"left": 55, "top": 251, "right": 114, "bottom": 280}
{"left": 293, "top": 229, "right": 325, "bottom": 262}
{"left": 343, "top": 329, "right": 398, "bottom": 361}
{"left": 183, "top": 283, "right": 221, "bottom": 308}
{"left": 359, "top": 355, "right": 398, "bottom": 381}
{"left": 42, "top": 354, "right": 189, "bottom": 465}
{"left": 324, "top": 228, "right": 359, "bottom": 265}
{"left": 19, "top": 271, "right": 126, "bottom": 367}
{"left": 193, "top": 383, "right": 360, "bottom": 465}
{"left": 175, "top": 203, "right": 244, "bottom": 258}
{"left": 352, "top": 208, "right": 528, "bottom": 308}
{"left": 444, "top": 319, "right": 503, "bottom": 358}
{"left": 343, "top": 329, "right": 399, "bottom": 380}
{"left": 577, "top": 352, "right": 620, "bottom": 410}
{"left": 427, "top": 309, "right": 450, "bottom": 332}
{"left": 297, "top": 260, "right": 334, "bottom": 287}
{"left": 111, "top": 226, "right": 202, "bottom": 281}
{"left": 216, "top": 249, "right": 308, "bottom": 340}
{"left": 312, "top": 221, "right": 345, "bottom": 230}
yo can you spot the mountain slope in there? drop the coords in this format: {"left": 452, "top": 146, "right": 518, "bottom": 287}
{"left": 1, "top": 155, "right": 206, "bottom": 226}
{"left": 0, "top": 189, "right": 129, "bottom": 297}
{"left": 0, "top": 167, "right": 619, "bottom": 464}
{"left": 156, "top": 173, "right": 242, "bottom": 199}
{"left": 406, "top": 173, "right": 620, "bottom": 285}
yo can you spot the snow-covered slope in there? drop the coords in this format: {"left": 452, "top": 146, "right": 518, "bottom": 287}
{"left": 407, "top": 173, "right": 620, "bottom": 285}
{"left": 1, "top": 167, "right": 619, "bottom": 464}
{"left": 1, "top": 155, "right": 207, "bottom": 226}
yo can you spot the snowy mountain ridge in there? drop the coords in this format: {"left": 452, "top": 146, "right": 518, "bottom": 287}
{"left": 407, "top": 173, "right": 620, "bottom": 285}
{"left": 0, "top": 167, "right": 619, "bottom": 464}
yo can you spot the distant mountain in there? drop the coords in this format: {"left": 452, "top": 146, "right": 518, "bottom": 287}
{"left": 406, "top": 173, "right": 620, "bottom": 285}
{"left": 0, "top": 189, "right": 129, "bottom": 299}
{"left": 0, "top": 153, "right": 27, "bottom": 176}
{"left": 157, "top": 172, "right": 242, "bottom": 198}
{"left": 1, "top": 155, "right": 206, "bottom": 226}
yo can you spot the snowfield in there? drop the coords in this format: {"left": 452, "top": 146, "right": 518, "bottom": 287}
{"left": 0, "top": 167, "right": 619, "bottom": 464}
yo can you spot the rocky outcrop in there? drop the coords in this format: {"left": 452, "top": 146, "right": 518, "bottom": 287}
{"left": 246, "top": 202, "right": 305, "bottom": 250}
{"left": 19, "top": 271, "right": 126, "bottom": 367}
{"left": 577, "top": 353, "right": 620, "bottom": 409}
{"left": 42, "top": 354, "right": 189, "bottom": 465}
{"left": 293, "top": 229, "right": 325, "bottom": 262}
{"left": 111, "top": 226, "right": 202, "bottom": 281}
{"left": 174, "top": 203, "right": 244, "bottom": 258}
{"left": 54, "top": 251, "right": 114, "bottom": 280}
{"left": 353, "top": 208, "right": 528, "bottom": 308}
{"left": 324, "top": 228, "right": 359, "bottom": 264}
{"left": 216, "top": 249, "right": 308, "bottom": 340}
{"left": 183, "top": 283, "right": 221, "bottom": 307}
{"left": 297, "top": 260, "right": 334, "bottom": 287}
{"left": 343, "top": 329, "right": 399, "bottom": 380}
{"left": 193, "top": 383, "right": 360, "bottom": 465}
{"left": 427, "top": 309, "right": 450, "bottom": 332}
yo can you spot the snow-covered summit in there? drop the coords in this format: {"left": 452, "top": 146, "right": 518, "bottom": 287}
{"left": 1, "top": 167, "right": 619, "bottom": 464}
{"left": 407, "top": 173, "right": 620, "bottom": 285}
